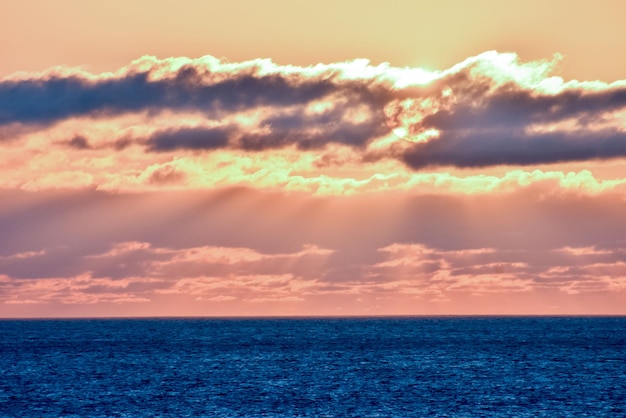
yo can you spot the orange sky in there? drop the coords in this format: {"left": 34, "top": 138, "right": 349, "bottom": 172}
{"left": 2, "top": 0, "right": 626, "bottom": 81}
{"left": 1, "top": 1, "right": 626, "bottom": 317}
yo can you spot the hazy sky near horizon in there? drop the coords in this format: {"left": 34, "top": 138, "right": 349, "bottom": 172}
{"left": 2, "top": 0, "right": 626, "bottom": 317}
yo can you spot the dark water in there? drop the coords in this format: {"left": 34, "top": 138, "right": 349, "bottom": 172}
{"left": 1, "top": 317, "right": 625, "bottom": 417}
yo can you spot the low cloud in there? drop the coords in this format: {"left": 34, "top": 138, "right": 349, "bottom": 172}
{"left": 2, "top": 182, "right": 626, "bottom": 315}
{"left": 368, "top": 243, "right": 626, "bottom": 296}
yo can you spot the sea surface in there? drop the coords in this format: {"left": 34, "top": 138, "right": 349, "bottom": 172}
{"left": 1, "top": 317, "right": 625, "bottom": 417}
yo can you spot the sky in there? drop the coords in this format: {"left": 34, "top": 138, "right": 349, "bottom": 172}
{"left": 2, "top": 0, "right": 626, "bottom": 317}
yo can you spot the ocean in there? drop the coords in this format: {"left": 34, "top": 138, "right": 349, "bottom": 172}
{"left": 1, "top": 317, "right": 625, "bottom": 417}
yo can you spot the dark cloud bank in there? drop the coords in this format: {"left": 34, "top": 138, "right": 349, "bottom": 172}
{"left": 2, "top": 53, "right": 626, "bottom": 167}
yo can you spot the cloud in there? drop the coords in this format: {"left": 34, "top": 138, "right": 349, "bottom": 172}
{"left": 0, "top": 273, "right": 157, "bottom": 305}
{"left": 142, "top": 116, "right": 387, "bottom": 152}
{"left": 2, "top": 239, "right": 626, "bottom": 308}
{"left": 0, "top": 249, "right": 46, "bottom": 260}
{"left": 3, "top": 50, "right": 626, "bottom": 316}
{"left": 3, "top": 51, "right": 626, "bottom": 171}
{"left": 0, "top": 241, "right": 334, "bottom": 306}
{"left": 3, "top": 50, "right": 626, "bottom": 204}
{"left": 2, "top": 182, "right": 626, "bottom": 315}
{"left": 145, "top": 126, "right": 231, "bottom": 151}
{"left": 386, "top": 52, "right": 626, "bottom": 168}
{"left": 368, "top": 242, "right": 626, "bottom": 296}
{"left": 157, "top": 274, "right": 316, "bottom": 304}
{"left": 0, "top": 56, "right": 390, "bottom": 149}
{"left": 67, "top": 135, "right": 92, "bottom": 150}
{"left": 400, "top": 129, "right": 626, "bottom": 169}
{"left": 2, "top": 186, "right": 626, "bottom": 267}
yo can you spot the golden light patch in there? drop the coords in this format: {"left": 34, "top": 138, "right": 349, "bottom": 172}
{"left": 384, "top": 87, "right": 454, "bottom": 143}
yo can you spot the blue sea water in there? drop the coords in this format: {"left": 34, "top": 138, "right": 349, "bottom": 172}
{"left": 1, "top": 317, "right": 625, "bottom": 417}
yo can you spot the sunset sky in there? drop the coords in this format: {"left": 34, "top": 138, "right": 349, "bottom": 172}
{"left": 2, "top": 0, "right": 626, "bottom": 317}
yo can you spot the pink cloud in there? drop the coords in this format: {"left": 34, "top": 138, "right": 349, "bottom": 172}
{"left": 0, "top": 273, "right": 158, "bottom": 305}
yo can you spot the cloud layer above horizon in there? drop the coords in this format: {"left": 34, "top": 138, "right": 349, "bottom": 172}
{"left": 2, "top": 51, "right": 626, "bottom": 316}
{"left": 4, "top": 52, "right": 626, "bottom": 163}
